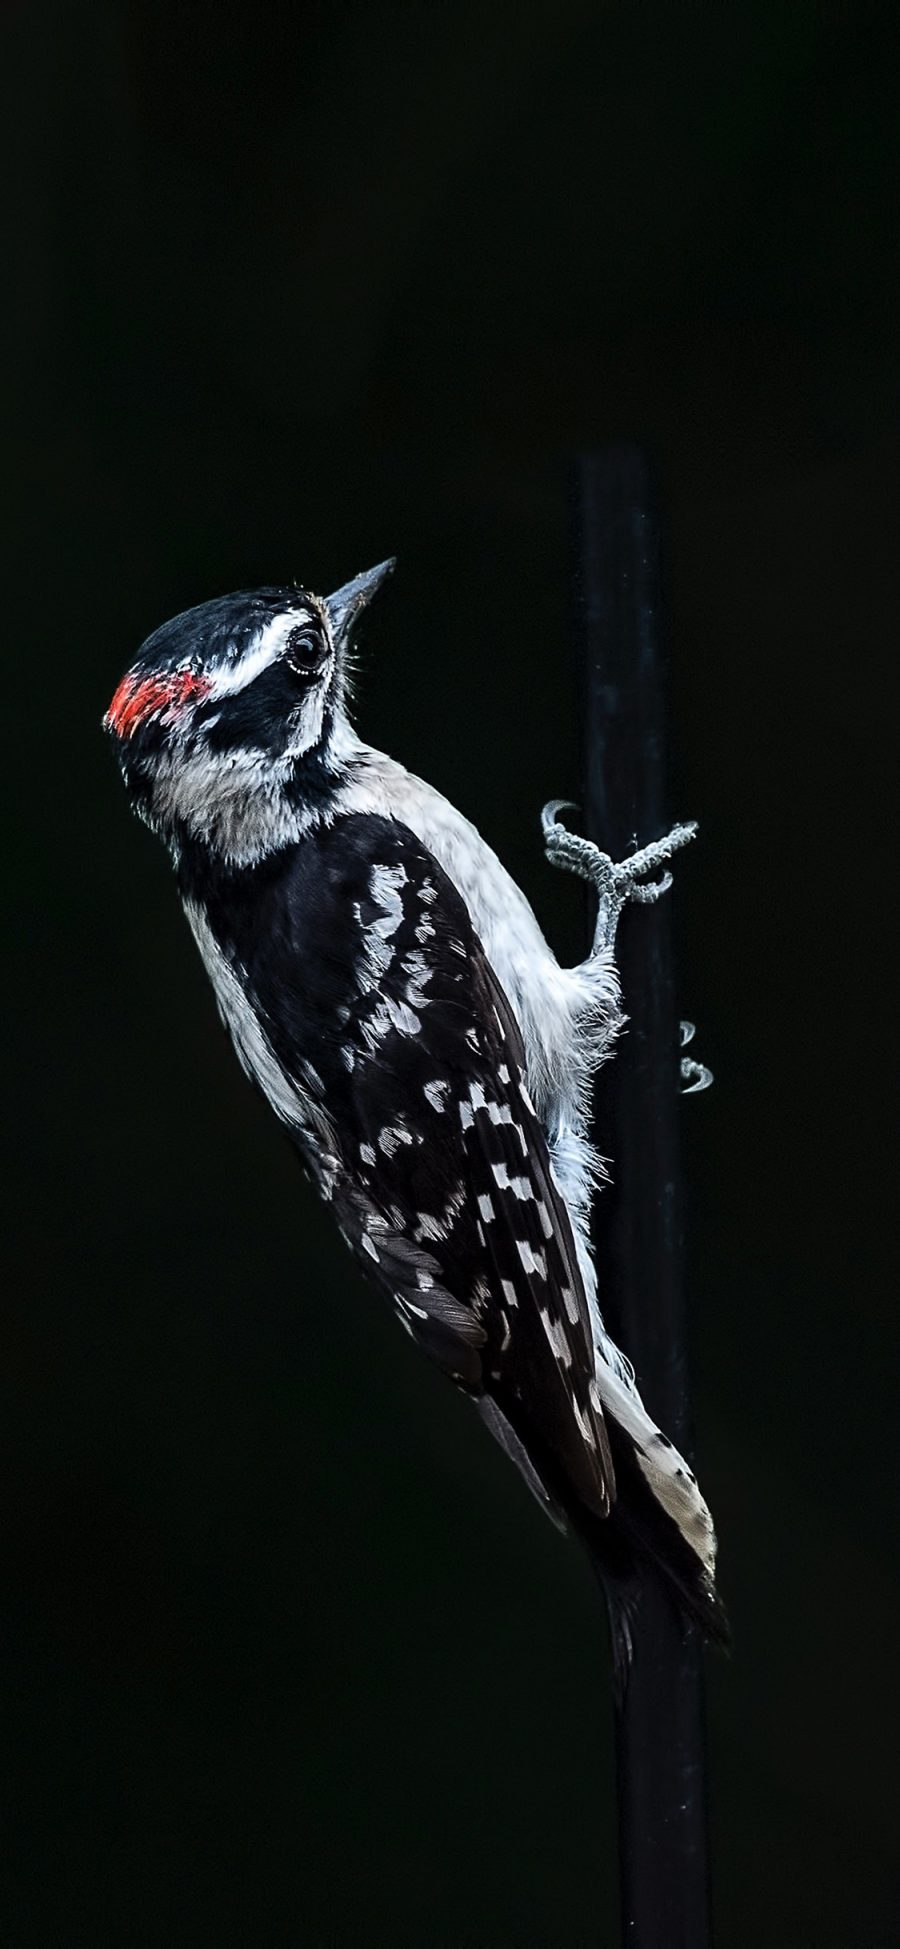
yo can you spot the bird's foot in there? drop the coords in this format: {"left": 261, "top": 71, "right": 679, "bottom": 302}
{"left": 541, "top": 801, "right": 697, "bottom": 952}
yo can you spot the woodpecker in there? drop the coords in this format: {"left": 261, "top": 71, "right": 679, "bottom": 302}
{"left": 104, "top": 559, "right": 726, "bottom": 1674}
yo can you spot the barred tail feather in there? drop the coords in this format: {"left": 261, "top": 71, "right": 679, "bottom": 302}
{"left": 574, "top": 1479, "right": 727, "bottom": 1698}
{"left": 577, "top": 1351, "right": 729, "bottom": 1682}
{"left": 589, "top": 1351, "right": 718, "bottom": 1582}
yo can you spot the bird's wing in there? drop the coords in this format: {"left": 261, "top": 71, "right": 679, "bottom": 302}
{"left": 240, "top": 811, "right": 614, "bottom": 1521}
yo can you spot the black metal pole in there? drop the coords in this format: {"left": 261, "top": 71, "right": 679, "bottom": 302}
{"left": 573, "top": 446, "right": 711, "bottom": 1948}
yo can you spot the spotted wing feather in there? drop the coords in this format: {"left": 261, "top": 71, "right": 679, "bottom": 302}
{"left": 211, "top": 812, "right": 614, "bottom": 1521}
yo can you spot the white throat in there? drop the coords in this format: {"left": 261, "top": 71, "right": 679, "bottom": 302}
{"left": 151, "top": 747, "right": 308, "bottom": 866}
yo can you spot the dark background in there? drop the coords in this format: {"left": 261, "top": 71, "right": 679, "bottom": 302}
{"left": 4, "top": 3, "right": 899, "bottom": 1942}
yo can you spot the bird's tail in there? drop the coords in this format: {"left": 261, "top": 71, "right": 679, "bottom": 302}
{"left": 575, "top": 1354, "right": 730, "bottom": 1687}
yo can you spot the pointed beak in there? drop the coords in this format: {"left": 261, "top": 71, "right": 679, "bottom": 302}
{"left": 324, "top": 558, "right": 395, "bottom": 648}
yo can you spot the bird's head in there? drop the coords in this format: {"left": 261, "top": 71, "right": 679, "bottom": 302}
{"left": 103, "top": 560, "right": 393, "bottom": 864}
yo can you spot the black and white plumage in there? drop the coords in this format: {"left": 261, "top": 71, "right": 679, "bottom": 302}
{"left": 104, "top": 560, "right": 726, "bottom": 1672}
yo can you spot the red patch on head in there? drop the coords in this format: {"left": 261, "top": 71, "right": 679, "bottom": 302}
{"left": 105, "top": 667, "right": 211, "bottom": 738}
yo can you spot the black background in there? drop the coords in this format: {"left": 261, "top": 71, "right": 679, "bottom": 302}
{"left": 4, "top": 3, "right": 899, "bottom": 1943}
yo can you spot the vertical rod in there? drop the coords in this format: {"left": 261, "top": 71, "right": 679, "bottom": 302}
{"left": 573, "top": 446, "right": 711, "bottom": 1948}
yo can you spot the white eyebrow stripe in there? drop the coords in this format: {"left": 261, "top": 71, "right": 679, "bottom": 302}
{"left": 210, "top": 613, "right": 314, "bottom": 698}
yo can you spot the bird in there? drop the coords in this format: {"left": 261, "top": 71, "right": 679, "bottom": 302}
{"left": 103, "top": 558, "right": 726, "bottom": 1678}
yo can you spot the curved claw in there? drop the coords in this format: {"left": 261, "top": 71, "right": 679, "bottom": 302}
{"left": 541, "top": 798, "right": 579, "bottom": 837}
{"left": 681, "top": 1056, "right": 713, "bottom": 1094}
{"left": 680, "top": 1020, "right": 696, "bottom": 1047}
{"left": 629, "top": 869, "right": 674, "bottom": 905}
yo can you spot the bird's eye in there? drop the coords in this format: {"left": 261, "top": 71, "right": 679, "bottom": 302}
{"left": 286, "top": 625, "right": 324, "bottom": 674}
